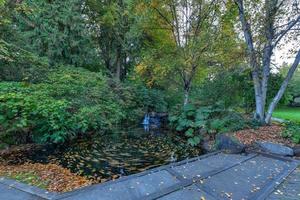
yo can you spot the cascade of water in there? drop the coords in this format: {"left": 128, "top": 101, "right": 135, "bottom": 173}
{"left": 142, "top": 113, "right": 150, "bottom": 131}
{"left": 142, "top": 114, "right": 150, "bottom": 125}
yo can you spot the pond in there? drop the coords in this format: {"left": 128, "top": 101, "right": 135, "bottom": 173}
{"left": 25, "top": 127, "right": 202, "bottom": 183}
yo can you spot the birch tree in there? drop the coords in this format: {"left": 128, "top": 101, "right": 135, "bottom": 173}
{"left": 235, "top": 0, "right": 300, "bottom": 124}
{"left": 147, "top": 0, "right": 220, "bottom": 105}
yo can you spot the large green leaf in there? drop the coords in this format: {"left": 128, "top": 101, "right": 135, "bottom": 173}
{"left": 187, "top": 136, "right": 201, "bottom": 146}
{"left": 185, "top": 128, "right": 194, "bottom": 137}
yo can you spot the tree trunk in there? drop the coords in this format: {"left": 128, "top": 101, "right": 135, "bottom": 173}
{"left": 235, "top": 0, "right": 266, "bottom": 123}
{"left": 265, "top": 50, "right": 300, "bottom": 124}
{"left": 252, "top": 70, "right": 265, "bottom": 123}
{"left": 183, "top": 78, "right": 191, "bottom": 106}
{"left": 261, "top": 1, "right": 275, "bottom": 117}
{"left": 115, "top": 47, "right": 121, "bottom": 82}
{"left": 183, "top": 89, "right": 189, "bottom": 106}
{"left": 261, "top": 45, "right": 272, "bottom": 112}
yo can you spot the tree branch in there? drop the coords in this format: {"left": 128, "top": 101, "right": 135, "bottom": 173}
{"left": 273, "top": 15, "right": 300, "bottom": 48}
{"left": 234, "top": 0, "right": 259, "bottom": 70}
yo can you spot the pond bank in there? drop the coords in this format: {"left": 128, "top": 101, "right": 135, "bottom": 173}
{"left": 0, "top": 127, "right": 202, "bottom": 191}
{"left": 0, "top": 163, "right": 92, "bottom": 192}
{"left": 1, "top": 151, "right": 299, "bottom": 200}
{"left": 1, "top": 124, "right": 299, "bottom": 192}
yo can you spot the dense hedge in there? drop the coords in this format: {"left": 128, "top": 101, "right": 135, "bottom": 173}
{"left": 0, "top": 67, "right": 167, "bottom": 144}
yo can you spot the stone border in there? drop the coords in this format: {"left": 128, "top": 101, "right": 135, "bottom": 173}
{"left": 0, "top": 150, "right": 299, "bottom": 200}
{"left": 57, "top": 151, "right": 296, "bottom": 200}
{"left": 0, "top": 177, "right": 58, "bottom": 199}
{"left": 54, "top": 151, "right": 223, "bottom": 200}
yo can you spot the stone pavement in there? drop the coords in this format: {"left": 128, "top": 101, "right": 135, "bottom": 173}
{"left": 0, "top": 151, "right": 299, "bottom": 200}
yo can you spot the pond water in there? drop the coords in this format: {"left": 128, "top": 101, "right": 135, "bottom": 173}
{"left": 26, "top": 128, "right": 202, "bottom": 183}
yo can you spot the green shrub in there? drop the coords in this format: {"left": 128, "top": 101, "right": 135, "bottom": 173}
{"left": 0, "top": 67, "right": 167, "bottom": 144}
{"left": 169, "top": 102, "right": 247, "bottom": 146}
{"left": 282, "top": 122, "right": 300, "bottom": 144}
{"left": 0, "top": 83, "right": 72, "bottom": 143}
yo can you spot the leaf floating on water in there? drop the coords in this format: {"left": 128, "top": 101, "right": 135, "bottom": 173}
{"left": 19, "top": 129, "right": 202, "bottom": 183}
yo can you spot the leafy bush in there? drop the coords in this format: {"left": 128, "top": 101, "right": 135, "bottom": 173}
{"left": 282, "top": 122, "right": 300, "bottom": 144}
{"left": 0, "top": 67, "right": 167, "bottom": 144}
{"left": 169, "top": 102, "right": 247, "bottom": 146}
{"left": 0, "top": 82, "right": 73, "bottom": 143}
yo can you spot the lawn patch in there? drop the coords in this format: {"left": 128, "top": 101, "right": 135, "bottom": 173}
{"left": 273, "top": 107, "right": 300, "bottom": 123}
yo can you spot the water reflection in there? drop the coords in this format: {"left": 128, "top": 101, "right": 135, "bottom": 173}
{"left": 27, "top": 127, "right": 202, "bottom": 183}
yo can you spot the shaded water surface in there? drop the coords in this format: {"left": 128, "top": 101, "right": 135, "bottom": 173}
{"left": 29, "top": 128, "right": 202, "bottom": 182}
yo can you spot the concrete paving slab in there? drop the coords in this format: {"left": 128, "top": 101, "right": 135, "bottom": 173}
{"left": 0, "top": 183, "right": 45, "bottom": 200}
{"left": 158, "top": 185, "right": 215, "bottom": 200}
{"left": 173, "top": 153, "right": 252, "bottom": 179}
{"left": 267, "top": 167, "right": 300, "bottom": 200}
{"left": 58, "top": 170, "right": 179, "bottom": 200}
{"left": 0, "top": 177, "right": 57, "bottom": 200}
{"left": 199, "top": 155, "right": 292, "bottom": 200}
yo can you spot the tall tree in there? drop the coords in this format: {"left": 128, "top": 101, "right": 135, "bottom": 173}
{"left": 235, "top": 0, "right": 300, "bottom": 124}
{"left": 11, "top": 0, "right": 99, "bottom": 69}
{"left": 138, "top": 0, "right": 222, "bottom": 105}
{"left": 85, "top": 0, "right": 143, "bottom": 81}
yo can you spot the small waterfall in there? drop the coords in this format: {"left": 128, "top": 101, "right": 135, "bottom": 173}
{"left": 142, "top": 113, "right": 150, "bottom": 125}
{"left": 142, "top": 114, "right": 150, "bottom": 131}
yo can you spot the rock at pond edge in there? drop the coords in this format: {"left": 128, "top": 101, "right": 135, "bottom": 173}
{"left": 293, "top": 146, "right": 300, "bottom": 157}
{"left": 215, "top": 134, "right": 246, "bottom": 154}
{"left": 257, "top": 141, "right": 294, "bottom": 156}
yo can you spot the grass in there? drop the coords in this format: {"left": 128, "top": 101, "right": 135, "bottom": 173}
{"left": 0, "top": 171, "right": 49, "bottom": 189}
{"left": 273, "top": 107, "right": 300, "bottom": 123}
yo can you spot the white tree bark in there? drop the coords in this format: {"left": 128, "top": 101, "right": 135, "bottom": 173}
{"left": 265, "top": 50, "right": 300, "bottom": 123}
{"left": 235, "top": 0, "right": 265, "bottom": 122}
{"left": 235, "top": 0, "right": 300, "bottom": 124}
{"left": 183, "top": 89, "right": 189, "bottom": 106}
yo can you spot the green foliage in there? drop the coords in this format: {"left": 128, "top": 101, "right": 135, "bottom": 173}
{"left": 0, "top": 82, "right": 72, "bottom": 143}
{"left": 129, "top": 82, "right": 168, "bottom": 113}
{"left": 11, "top": 0, "right": 99, "bottom": 69}
{"left": 85, "top": 0, "right": 144, "bottom": 79}
{"left": 266, "top": 73, "right": 292, "bottom": 106}
{"left": 0, "top": 67, "right": 167, "bottom": 144}
{"left": 0, "top": 0, "right": 5, "bottom": 7}
{"left": 280, "top": 66, "right": 300, "bottom": 104}
{"left": 1, "top": 0, "right": 297, "bottom": 148}
{"left": 282, "top": 122, "right": 300, "bottom": 144}
{"left": 169, "top": 102, "right": 247, "bottom": 146}
{"left": 197, "top": 69, "right": 252, "bottom": 109}
{"left": 197, "top": 69, "right": 292, "bottom": 114}
{"left": 0, "top": 39, "right": 49, "bottom": 82}
{"left": 289, "top": 68, "right": 300, "bottom": 98}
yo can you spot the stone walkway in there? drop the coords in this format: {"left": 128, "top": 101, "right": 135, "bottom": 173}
{"left": 1, "top": 151, "right": 299, "bottom": 200}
